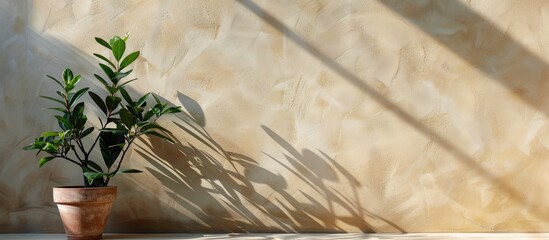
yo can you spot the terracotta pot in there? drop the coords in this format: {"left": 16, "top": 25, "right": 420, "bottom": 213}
{"left": 53, "top": 186, "right": 117, "bottom": 240}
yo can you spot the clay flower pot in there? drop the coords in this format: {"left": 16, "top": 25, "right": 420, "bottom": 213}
{"left": 53, "top": 186, "right": 117, "bottom": 240}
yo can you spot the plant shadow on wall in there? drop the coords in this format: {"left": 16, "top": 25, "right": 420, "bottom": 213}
{"left": 126, "top": 93, "right": 404, "bottom": 233}
{"left": 237, "top": 0, "right": 549, "bottom": 223}
{"left": 378, "top": 0, "right": 549, "bottom": 111}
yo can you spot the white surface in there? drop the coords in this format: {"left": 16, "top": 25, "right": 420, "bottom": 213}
{"left": 2, "top": 233, "right": 549, "bottom": 240}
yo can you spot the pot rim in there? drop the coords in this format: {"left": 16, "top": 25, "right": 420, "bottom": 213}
{"left": 54, "top": 186, "right": 117, "bottom": 189}
{"left": 53, "top": 186, "right": 117, "bottom": 204}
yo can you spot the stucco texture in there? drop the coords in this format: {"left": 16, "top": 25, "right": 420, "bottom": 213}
{"left": 2, "top": 0, "right": 549, "bottom": 233}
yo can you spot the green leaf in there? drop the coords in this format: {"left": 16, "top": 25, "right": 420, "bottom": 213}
{"left": 119, "top": 87, "right": 134, "bottom": 106}
{"left": 108, "top": 168, "right": 142, "bottom": 178}
{"left": 148, "top": 103, "right": 164, "bottom": 118}
{"left": 25, "top": 140, "right": 47, "bottom": 152}
{"left": 88, "top": 91, "right": 108, "bottom": 116}
{"left": 112, "top": 38, "right": 126, "bottom": 61}
{"left": 152, "top": 94, "right": 162, "bottom": 105}
{"left": 140, "top": 123, "right": 170, "bottom": 133}
{"left": 120, "top": 51, "right": 140, "bottom": 70}
{"left": 95, "top": 37, "right": 112, "bottom": 50}
{"left": 56, "top": 91, "right": 65, "bottom": 98}
{"left": 44, "top": 142, "right": 58, "bottom": 153}
{"left": 164, "top": 106, "right": 182, "bottom": 114}
{"left": 137, "top": 121, "right": 149, "bottom": 127}
{"left": 122, "top": 32, "right": 130, "bottom": 42}
{"left": 108, "top": 143, "right": 125, "bottom": 149}
{"left": 85, "top": 161, "right": 103, "bottom": 173}
{"left": 39, "top": 156, "right": 55, "bottom": 167}
{"left": 143, "top": 130, "right": 175, "bottom": 144}
{"left": 99, "top": 63, "right": 116, "bottom": 82}
{"left": 76, "top": 115, "right": 87, "bottom": 130}
{"left": 109, "top": 35, "right": 121, "bottom": 46}
{"left": 68, "top": 87, "right": 89, "bottom": 108}
{"left": 136, "top": 93, "right": 150, "bottom": 107}
{"left": 73, "top": 102, "right": 85, "bottom": 117}
{"left": 106, "top": 117, "right": 120, "bottom": 124}
{"left": 23, "top": 144, "right": 36, "bottom": 151}
{"left": 64, "top": 83, "right": 75, "bottom": 93}
{"left": 48, "top": 107, "right": 68, "bottom": 114}
{"left": 106, "top": 96, "right": 121, "bottom": 112}
{"left": 58, "top": 121, "right": 67, "bottom": 131}
{"left": 71, "top": 75, "right": 81, "bottom": 85}
{"left": 100, "top": 128, "right": 128, "bottom": 134}
{"left": 40, "top": 131, "right": 60, "bottom": 138}
{"left": 116, "top": 70, "right": 133, "bottom": 81}
{"left": 55, "top": 115, "right": 72, "bottom": 128}
{"left": 93, "top": 74, "right": 109, "bottom": 87}
{"left": 59, "top": 132, "right": 66, "bottom": 140}
{"left": 23, "top": 145, "right": 40, "bottom": 151}
{"left": 99, "top": 131, "right": 124, "bottom": 168}
{"left": 84, "top": 172, "right": 106, "bottom": 186}
{"left": 136, "top": 108, "right": 145, "bottom": 121}
{"left": 119, "top": 169, "right": 142, "bottom": 173}
{"left": 72, "top": 102, "right": 87, "bottom": 130}
{"left": 106, "top": 85, "right": 118, "bottom": 95}
{"left": 81, "top": 127, "right": 94, "bottom": 138}
{"left": 143, "top": 109, "right": 156, "bottom": 121}
{"left": 126, "top": 105, "right": 137, "bottom": 116}
{"left": 47, "top": 75, "right": 64, "bottom": 88}
{"left": 93, "top": 53, "right": 116, "bottom": 69}
{"left": 119, "top": 108, "right": 134, "bottom": 128}
{"left": 62, "top": 69, "right": 73, "bottom": 84}
{"left": 119, "top": 78, "right": 137, "bottom": 88}
{"left": 40, "top": 95, "right": 65, "bottom": 105}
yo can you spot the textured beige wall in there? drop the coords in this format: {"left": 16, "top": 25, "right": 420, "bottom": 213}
{"left": 2, "top": 0, "right": 549, "bottom": 233}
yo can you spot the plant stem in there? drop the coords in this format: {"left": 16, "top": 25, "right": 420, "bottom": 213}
{"left": 70, "top": 143, "right": 84, "bottom": 163}
{"left": 54, "top": 154, "right": 82, "bottom": 166}
{"left": 105, "top": 137, "right": 134, "bottom": 185}
{"left": 86, "top": 133, "right": 101, "bottom": 158}
{"left": 86, "top": 113, "right": 111, "bottom": 158}
{"left": 62, "top": 92, "right": 88, "bottom": 164}
{"left": 115, "top": 137, "right": 134, "bottom": 174}
{"left": 74, "top": 138, "right": 87, "bottom": 162}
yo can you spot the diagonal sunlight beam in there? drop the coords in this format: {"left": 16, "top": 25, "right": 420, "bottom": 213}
{"left": 237, "top": 0, "right": 549, "bottom": 223}
{"left": 379, "top": 0, "right": 549, "bottom": 115}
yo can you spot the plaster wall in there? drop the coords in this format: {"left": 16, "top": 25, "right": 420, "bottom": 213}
{"left": 2, "top": 0, "right": 549, "bottom": 232}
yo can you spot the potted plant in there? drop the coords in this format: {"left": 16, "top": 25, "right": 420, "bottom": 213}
{"left": 23, "top": 34, "right": 181, "bottom": 240}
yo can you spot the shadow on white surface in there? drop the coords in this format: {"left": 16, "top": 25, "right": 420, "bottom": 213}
{"left": 3, "top": 233, "right": 549, "bottom": 240}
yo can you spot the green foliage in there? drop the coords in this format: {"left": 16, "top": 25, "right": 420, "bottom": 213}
{"left": 23, "top": 34, "right": 182, "bottom": 187}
